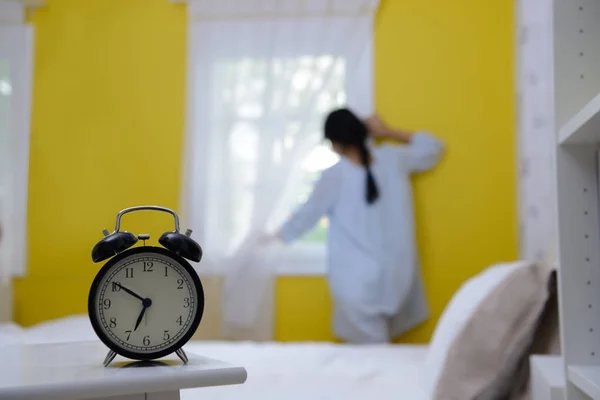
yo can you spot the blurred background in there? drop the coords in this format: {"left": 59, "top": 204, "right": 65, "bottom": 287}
{"left": 0, "top": 0, "right": 552, "bottom": 346}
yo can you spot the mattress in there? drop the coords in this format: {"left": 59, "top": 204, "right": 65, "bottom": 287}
{"left": 182, "top": 341, "right": 429, "bottom": 400}
{"left": 2, "top": 316, "right": 430, "bottom": 400}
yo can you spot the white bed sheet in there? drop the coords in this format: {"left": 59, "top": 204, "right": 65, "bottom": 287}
{"left": 1, "top": 316, "right": 430, "bottom": 400}
{"left": 182, "top": 341, "right": 429, "bottom": 400}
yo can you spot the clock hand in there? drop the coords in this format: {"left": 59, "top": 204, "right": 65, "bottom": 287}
{"left": 134, "top": 298, "right": 152, "bottom": 331}
{"left": 134, "top": 306, "right": 147, "bottom": 331}
{"left": 116, "top": 283, "right": 144, "bottom": 302}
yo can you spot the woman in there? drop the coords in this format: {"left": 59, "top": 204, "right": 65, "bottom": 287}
{"left": 267, "top": 108, "right": 445, "bottom": 343}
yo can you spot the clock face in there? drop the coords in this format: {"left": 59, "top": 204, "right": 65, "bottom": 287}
{"left": 88, "top": 246, "right": 204, "bottom": 360}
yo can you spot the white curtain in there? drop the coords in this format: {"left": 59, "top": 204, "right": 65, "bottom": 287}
{"left": 181, "top": 0, "right": 378, "bottom": 340}
{"left": 0, "top": 2, "right": 33, "bottom": 282}
{"left": 516, "top": 0, "right": 556, "bottom": 265}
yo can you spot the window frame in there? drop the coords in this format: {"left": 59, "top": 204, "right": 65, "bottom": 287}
{"left": 277, "top": 242, "right": 327, "bottom": 276}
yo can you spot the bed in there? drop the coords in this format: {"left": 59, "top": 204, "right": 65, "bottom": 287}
{"left": 0, "top": 314, "right": 430, "bottom": 400}
{"left": 0, "top": 260, "right": 560, "bottom": 400}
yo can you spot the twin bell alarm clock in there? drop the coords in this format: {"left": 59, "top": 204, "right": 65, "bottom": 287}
{"left": 88, "top": 205, "right": 205, "bottom": 367}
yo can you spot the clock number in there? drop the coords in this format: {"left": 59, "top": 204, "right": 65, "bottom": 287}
{"left": 177, "top": 279, "right": 184, "bottom": 289}
{"left": 125, "top": 330, "right": 132, "bottom": 341}
{"left": 143, "top": 335, "right": 151, "bottom": 346}
{"left": 103, "top": 299, "right": 112, "bottom": 309}
{"left": 143, "top": 261, "right": 153, "bottom": 272}
{"left": 125, "top": 267, "right": 134, "bottom": 278}
{"left": 176, "top": 316, "right": 183, "bottom": 326}
{"left": 109, "top": 317, "right": 117, "bottom": 328}
{"left": 183, "top": 297, "right": 190, "bottom": 308}
{"left": 163, "top": 330, "right": 171, "bottom": 341}
{"left": 164, "top": 266, "right": 168, "bottom": 277}
{"left": 112, "top": 282, "right": 122, "bottom": 292}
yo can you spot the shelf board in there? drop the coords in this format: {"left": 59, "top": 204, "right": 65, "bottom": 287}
{"left": 559, "top": 92, "right": 600, "bottom": 145}
{"left": 531, "top": 356, "right": 565, "bottom": 399}
{"left": 568, "top": 365, "right": 600, "bottom": 399}
{"left": 533, "top": 356, "right": 565, "bottom": 386}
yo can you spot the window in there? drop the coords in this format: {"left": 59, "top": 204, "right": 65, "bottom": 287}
{"left": 182, "top": 6, "right": 375, "bottom": 277}
{"left": 211, "top": 55, "right": 345, "bottom": 250}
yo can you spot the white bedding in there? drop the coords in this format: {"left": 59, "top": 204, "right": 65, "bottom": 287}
{"left": 0, "top": 262, "right": 531, "bottom": 399}
{"left": 0, "top": 315, "right": 429, "bottom": 400}
{"left": 182, "top": 341, "right": 428, "bottom": 399}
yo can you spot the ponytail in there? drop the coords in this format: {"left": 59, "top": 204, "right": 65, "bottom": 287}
{"left": 358, "top": 142, "right": 379, "bottom": 204}
{"left": 323, "top": 107, "right": 379, "bottom": 205}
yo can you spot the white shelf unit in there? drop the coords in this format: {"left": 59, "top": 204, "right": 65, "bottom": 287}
{"left": 531, "top": 356, "right": 566, "bottom": 400}
{"left": 559, "top": 93, "right": 600, "bottom": 145}
{"left": 554, "top": 0, "right": 600, "bottom": 399}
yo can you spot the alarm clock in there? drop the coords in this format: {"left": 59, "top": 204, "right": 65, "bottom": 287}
{"left": 88, "top": 205, "right": 205, "bottom": 367}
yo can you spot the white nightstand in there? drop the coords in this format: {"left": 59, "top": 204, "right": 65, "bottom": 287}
{"left": 0, "top": 341, "right": 247, "bottom": 400}
{"left": 531, "top": 355, "right": 566, "bottom": 400}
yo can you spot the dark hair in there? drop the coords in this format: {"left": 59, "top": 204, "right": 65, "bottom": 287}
{"left": 324, "top": 108, "right": 379, "bottom": 204}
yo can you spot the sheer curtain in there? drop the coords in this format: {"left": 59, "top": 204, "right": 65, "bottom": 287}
{"left": 181, "top": 0, "right": 378, "bottom": 340}
{"left": 0, "top": 2, "right": 33, "bottom": 283}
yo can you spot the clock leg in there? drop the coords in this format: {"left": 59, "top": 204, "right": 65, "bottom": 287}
{"left": 146, "top": 391, "right": 181, "bottom": 400}
{"left": 175, "top": 348, "right": 188, "bottom": 364}
{"left": 85, "top": 392, "right": 180, "bottom": 400}
{"left": 103, "top": 349, "right": 117, "bottom": 367}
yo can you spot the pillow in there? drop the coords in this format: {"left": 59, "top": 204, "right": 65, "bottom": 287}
{"left": 423, "top": 261, "right": 529, "bottom": 396}
{"left": 479, "top": 269, "right": 560, "bottom": 400}
{"left": 433, "top": 261, "right": 555, "bottom": 400}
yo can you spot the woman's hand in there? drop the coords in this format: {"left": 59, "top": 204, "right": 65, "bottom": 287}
{"left": 365, "top": 115, "right": 412, "bottom": 143}
{"left": 365, "top": 115, "right": 390, "bottom": 139}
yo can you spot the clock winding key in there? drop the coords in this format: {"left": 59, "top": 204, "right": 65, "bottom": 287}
{"left": 138, "top": 234, "right": 150, "bottom": 246}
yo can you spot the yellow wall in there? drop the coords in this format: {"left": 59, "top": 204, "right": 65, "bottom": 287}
{"left": 15, "top": 0, "right": 516, "bottom": 344}
{"left": 14, "top": 0, "right": 187, "bottom": 323}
